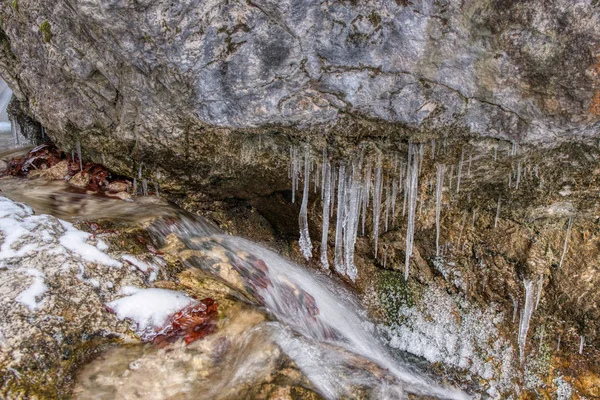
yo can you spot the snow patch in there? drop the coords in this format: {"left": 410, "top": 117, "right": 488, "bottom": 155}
{"left": 59, "top": 220, "right": 121, "bottom": 267}
{"left": 107, "top": 286, "right": 196, "bottom": 339}
{"left": 15, "top": 269, "right": 48, "bottom": 311}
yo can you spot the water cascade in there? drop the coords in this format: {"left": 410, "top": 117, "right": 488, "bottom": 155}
{"left": 148, "top": 217, "right": 468, "bottom": 400}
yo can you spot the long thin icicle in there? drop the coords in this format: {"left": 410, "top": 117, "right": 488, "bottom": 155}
{"left": 344, "top": 166, "right": 362, "bottom": 281}
{"left": 373, "top": 163, "right": 383, "bottom": 257}
{"left": 299, "top": 148, "right": 313, "bottom": 260}
{"left": 518, "top": 279, "right": 535, "bottom": 364}
{"left": 456, "top": 148, "right": 464, "bottom": 193}
{"left": 558, "top": 217, "right": 573, "bottom": 268}
{"left": 405, "top": 145, "right": 419, "bottom": 281}
{"left": 320, "top": 163, "right": 332, "bottom": 269}
{"left": 495, "top": 195, "right": 501, "bottom": 228}
{"left": 435, "top": 164, "right": 445, "bottom": 257}
{"left": 334, "top": 165, "right": 346, "bottom": 274}
{"left": 361, "top": 163, "right": 371, "bottom": 236}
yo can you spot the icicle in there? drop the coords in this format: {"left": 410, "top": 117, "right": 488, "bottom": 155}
{"left": 508, "top": 173, "right": 512, "bottom": 188}
{"left": 557, "top": 335, "right": 561, "bottom": 351}
{"left": 76, "top": 141, "right": 83, "bottom": 172}
{"left": 384, "top": 179, "right": 390, "bottom": 232}
{"left": 132, "top": 178, "right": 137, "bottom": 196}
{"left": 494, "top": 145, "right": 498, "bottom": 161}
{"left": 467, "top": 152, "right": 472, "bottom": 178}
{"left": 456, "top": 148, "right": 464, "bottom": 193}
{"left": 343, "top": 166, "right": 362, "bottom": 281}
{"left": 579, "top": 335, "right": 585, "bottom": 354}
{"left": 154, "top": 182, "right": 160, "bottom": 197}
{"left": 457, "top": 214, "right": 466, "bottom": 250}
{"left": 404, "top": 145, "right": 419, "bottom": 281}
{"left": 539, "top": 176, "right": 543, "bottom": 189}
{"left": 418, "top": 143, "right": 424, "bottom": 175}
{"left": 142, "top": 179, "right": 148, "bottom": 196}
{"left": 321, "top": 149, "right": 327, "bottom": 199}
{"left": 391, "top": 178, "right": 398, "bottom": 220}
{"left": 71, "top": 150, "right": 75, "bottom": 163}
{"left": 518, "top": 279, "right": 535, "bottom": 364}
{"left": 435, "top": 164, "right": 444, "bottom": 257}
{"left": 299, "top": 148, "right": 313, "bottom": 260}
{"left": 330, "top": 166, "right": 336, "bottom": 217}
{"left": 516, "top": 160, "right": 521, "bottom": 189}
{"left": 495, "top": 196, "right": 501, "bottom": 228}
{"left": 320, "top": 163, "right": 332, "bottom": 270}
{"left": 512, "top": 296, "right": 518, "bottom": 323}
{"left": 291, "top": 147, "right": 298, "bottom": 203}
{"left": 373, "top": 163, "right": 383, "bottom": 257}
{"left": 535, "top": 275, "right": 543, "bottom": 310}
{"left": 334, "top": 165, "right": 346, "bottom": 274}
{"left": 448, "top": 165, "right": 454, "bottom": 191}
{"left": 101, "top": 153, "right": 106, "bottom": 165}
{"left": 403, "top": 146, "right": 412, "bottom": 217}
{"left": 361, "top": 163, "right": 372, "bottom": 236}
{"left": 138, "top": 163, "right": 143, "bottom": 180}
{"left": 314, "top": 159, "right": 319, "bottom": 194}
{"left": 289, "top": 147, "right": 292, "bottom": 179}
{"left": 558, "top": 217, "right": 573, "bottom": 268}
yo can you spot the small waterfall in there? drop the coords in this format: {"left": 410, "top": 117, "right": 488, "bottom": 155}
{"left": 149, "top": 218, "right": 469, "bottom": 400}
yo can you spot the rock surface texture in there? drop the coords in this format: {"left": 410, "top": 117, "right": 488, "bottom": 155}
{"left": 0, "top": 0, "right": 600, "bottom": 192}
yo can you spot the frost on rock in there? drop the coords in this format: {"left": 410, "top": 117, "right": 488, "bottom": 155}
{"left": 377, "top": 285, "right": 515, "bottom": 396}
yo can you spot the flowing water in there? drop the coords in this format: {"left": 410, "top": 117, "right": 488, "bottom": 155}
{"left": 0, "top": 176, "right": 469, "bottom": 399}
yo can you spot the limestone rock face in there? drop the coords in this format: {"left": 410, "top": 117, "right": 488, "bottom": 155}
{"left": 0, "top": 1, "right": 599, "bottom": 189}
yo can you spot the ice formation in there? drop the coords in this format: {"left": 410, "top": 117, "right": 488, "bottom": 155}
{"left": 518, "top": 279, "right": 535, "bottom": 363}
{"left": 299, "top": 148, "right": 313, "bottom": 260}
{"left": 435, "top": 164, "right": 444, "bottom": 257}
{"left": 558, "top": 217, "right": 573, "bottom": 268}
{"left": 404, "top": 144, "right": 419, "bottom": 281}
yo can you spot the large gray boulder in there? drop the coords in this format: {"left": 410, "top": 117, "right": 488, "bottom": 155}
{"left": 0, "top": 0, "right": 599, "bottom": 194}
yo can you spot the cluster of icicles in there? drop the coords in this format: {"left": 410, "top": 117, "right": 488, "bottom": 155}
{"left": 290, "top": 141, "right": 446, "bottom": 282}
{"left": 290, "top": 140, "right": 580, "bottom": 363}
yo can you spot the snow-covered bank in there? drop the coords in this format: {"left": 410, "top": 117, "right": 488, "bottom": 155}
{"left": 0, "top": 195, "right": 184, "bottom": 398}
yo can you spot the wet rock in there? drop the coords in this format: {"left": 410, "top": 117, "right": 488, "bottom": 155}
{"left": 28, "top": 159, "right": 68, "bottom": 180}
{"left": 106, "top": 181, "right": 129, "bottom": 193}
{"left": 68, "top": 170, "right": 90, "bottom": 188}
